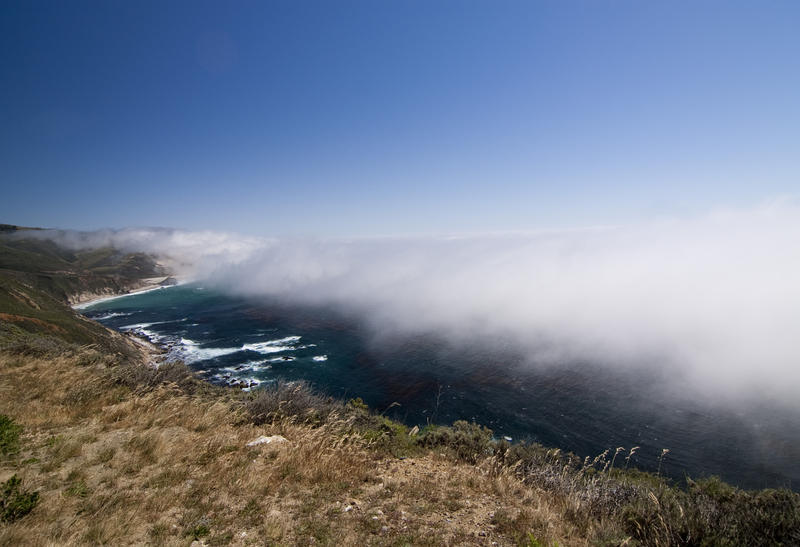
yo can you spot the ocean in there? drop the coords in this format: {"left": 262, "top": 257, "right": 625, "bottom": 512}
{"left": 79, "top": 283, "right": 800, "bottom": 491}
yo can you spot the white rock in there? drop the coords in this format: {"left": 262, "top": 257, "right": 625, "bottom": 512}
{"left": 246, "top": 435, "right": 288, "bottom": 447}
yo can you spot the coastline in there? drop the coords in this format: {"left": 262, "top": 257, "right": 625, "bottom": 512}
{"left": 70, "top": 276, "right": 187, "bottom": 366}
{"left": 125, "top": 330, "right": 166, "bottom": 365}
{"left": 71, "top": 276, "right": 186, "bottom": 309}
{"left": 72, "top": 280, "right": 265, "bottom": 390}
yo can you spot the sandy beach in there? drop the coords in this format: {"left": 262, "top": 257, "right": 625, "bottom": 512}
{"left": 70, "top": 276, "right": 184, "bottom": 309}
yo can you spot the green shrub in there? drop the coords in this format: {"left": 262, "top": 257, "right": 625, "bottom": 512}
{"left": 358, "top": 415, "right": 419, "bottom": 457}
{"left": 419, "top": 420, "right": 493, "bottom": 463}
{"left": 0, "top": 414, "right": 22, "bottom": 456}
{"left": 1, "top": 475, "right": 39, "bottom": 522}
{"left": 185, "top": 518, "right": 211, "bottom": 540}
{"left": 619, "top": 476, "right": 800, "bottom": 546}
{"left": 686, "top": 477, "right": 800, "bottom": 545}
{"left": 347, "top": 397, "right": 369, "bottom": 411}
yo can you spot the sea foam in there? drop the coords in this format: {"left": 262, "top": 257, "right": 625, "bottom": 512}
{"left": 177, "top": 338, "right": 243, "bottom": 363}
{"left": 241, "top": 335, "right": 301, "bottom": 355}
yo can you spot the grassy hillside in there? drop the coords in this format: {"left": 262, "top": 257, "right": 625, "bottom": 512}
{"left": 0, "top": 227, "right": 167, "bottom": 305}
{"left": 0, "top": 228, "right": 166, "bottom": 352}
{"left": 1, "top": 231, "right": 798, "bottom": 546}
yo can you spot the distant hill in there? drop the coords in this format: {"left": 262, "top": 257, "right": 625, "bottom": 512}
{"left": 0, "top": 226, "right": 166, "bottom": 350}
{"left": 0, "top": 223, "right": 41, "bottom": 232}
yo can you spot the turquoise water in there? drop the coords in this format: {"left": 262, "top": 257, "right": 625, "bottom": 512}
{"left": 81, "top": 284, "right": 800, "bottom": 491}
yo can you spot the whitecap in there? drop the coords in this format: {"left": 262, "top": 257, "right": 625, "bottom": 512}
{"left": 242, "top": 343, "right": 294, "bottom": 354}
{"left": 120, "top": 317, "right": 186, "bottom": 330}
{"left": 120, "top": 322, "right": 156, "bottom": 330}
{"left": 127, "top": 327, "right": 169, "bottom": 345}
{"left": 268, "top": 356, "right": 295, "bottom": 362}
{"left": 241, "top": 336, "right": 300, "bottom": 354}
{"left": 175, "top": 337, "right": 243, "bottom": 363}
{"left": 91, "top": 311, "right": 133, "bottom": 321}
{"left": 184, "top": 346, "right": 243, "bottom": 363}
{"left": 312, "top": 355, "right": 328, "bottom": 362}
{"left": 266, "top": 335, "right": 301, "bottom": 344}
{"left": 233, "top": 359, "right": 272, "bottom": 372}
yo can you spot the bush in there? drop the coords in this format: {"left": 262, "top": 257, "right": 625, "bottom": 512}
{"left": 111, "top": 360, "right": 206, "bottom": 395}
{"left": 0, "top": 414, "right": 22, "bottom": 456}
{"left": 419, "top": 420, "right": 493, "bottom": 463}
{"left": 1, "top": 475, "right": 39, "bottom": 522}
{"left": 347, "top": 397, "right": 369, "bottom": 411}
{"left": 245, "top": 381, "right": 339, "bottom": 425}
{"left": 619, "top": 476, "right": 800, "bottom": 546}
{"left": 356, "top": 415, "right": 418, "bottom": 457}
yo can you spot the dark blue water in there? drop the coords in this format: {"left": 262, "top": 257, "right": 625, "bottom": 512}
{"left": 80, "top": 284, "right": 800, "bottom": 491}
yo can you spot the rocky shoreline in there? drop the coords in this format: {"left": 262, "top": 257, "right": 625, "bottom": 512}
{"left": 69, "top": 277, "right": 179, "bottom": 367}
{"left": 74, "top": 282, "right": 263, "bottom": 390}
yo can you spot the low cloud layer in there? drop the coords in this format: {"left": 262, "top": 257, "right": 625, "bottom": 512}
{"left": 32, "top": 201, "right": 800, "bottom": 402}
{"left": 26, "top": 227, "right": 266, "bottom": 276}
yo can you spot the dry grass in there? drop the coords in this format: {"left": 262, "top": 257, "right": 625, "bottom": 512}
{"left": 4, "top": 345, "right": 794, "bottom": 546}
{"left": 0, "top": 349, "right": 586, "bottom": 546}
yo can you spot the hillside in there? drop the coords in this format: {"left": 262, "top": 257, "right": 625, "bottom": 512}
{"left": 1, "top": 232, "right": 798, "bottom": 546}
{"left": 0, "top": 226, "right": 170, "bottom": 305}
{"left": 0, "top": 228, "right": 170, "bottom": 352}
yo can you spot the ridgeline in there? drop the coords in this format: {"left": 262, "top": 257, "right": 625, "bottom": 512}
{"left": 1, "top": 228, "right": 798, "bottom": 546}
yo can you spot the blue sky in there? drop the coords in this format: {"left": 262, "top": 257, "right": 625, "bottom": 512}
{"left": 2, "top": 1, "right": 798, "bottom": 236}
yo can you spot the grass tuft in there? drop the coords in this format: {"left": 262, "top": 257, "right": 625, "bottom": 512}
{"left": 1, "top": 475, "right": 39, "bottom": 522}
{"left": 0, "top": 414, "right": 22, "bottom": 456}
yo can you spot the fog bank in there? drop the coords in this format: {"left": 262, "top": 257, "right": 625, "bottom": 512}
{"left": 31, "top": 202, "right": 800, "bottom": 402}
{"left": 23, "top": 227, "right": 266, "bottom": 276}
